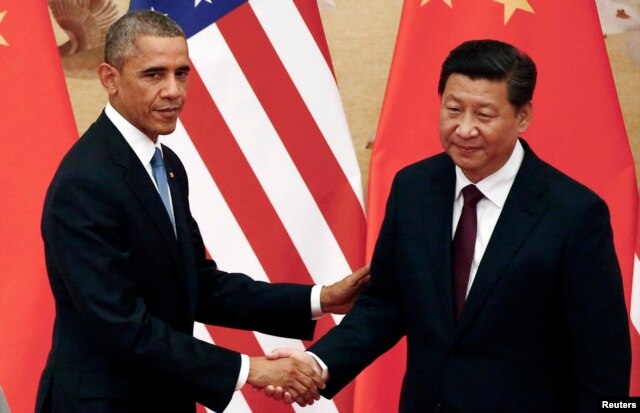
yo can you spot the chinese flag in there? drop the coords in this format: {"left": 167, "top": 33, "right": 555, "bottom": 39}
{"left": 358, "top": 0, "right": 639, "bottom": 411}
{"left": 0, "top": 2, "right": 77, "bottom": 412}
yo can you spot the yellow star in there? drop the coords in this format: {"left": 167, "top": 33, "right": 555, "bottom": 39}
{"left": 493, "top": 0, "right": 534, "bottom": 24}
{"left": 421, "top": 0, "right": 453, "bottom": 8}
{"left": 0, "top": 11, "right": 7, "bottom": 47}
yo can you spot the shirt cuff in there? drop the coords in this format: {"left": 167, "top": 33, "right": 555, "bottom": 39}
{"left": 235, "top": 354, "right": 250, "bottom": 391}
{"left": 310, "top": 285, "right": 325, "bottom": 320}
{"left": 306, "top": 351, "right": 330, "bottom": 381}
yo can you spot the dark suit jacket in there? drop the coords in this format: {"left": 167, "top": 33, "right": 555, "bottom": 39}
{"left": 36, "top": 112, "right": 316, "bottom": 413}
{"left": 310, "top": 140, "right": 630, "bottom": 413}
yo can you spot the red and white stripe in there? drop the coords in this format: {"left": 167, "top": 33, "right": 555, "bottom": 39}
{"left": 164, "top": 0, "right": 366, "bottom": 411}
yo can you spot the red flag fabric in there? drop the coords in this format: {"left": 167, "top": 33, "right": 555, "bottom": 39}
{"left": 0, "top": 2, "right": 77, "bottom": 412}
{"left": 358, "top": 0, "right": 638, "bottom": 411}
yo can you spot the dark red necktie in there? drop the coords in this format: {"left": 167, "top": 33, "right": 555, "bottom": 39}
{"left": 453, "top": 184, "right": 484, "bottom": 319}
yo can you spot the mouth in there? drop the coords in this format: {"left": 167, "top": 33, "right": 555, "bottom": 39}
{"left": 455, "top": 144, "right": 480, "bottom": 153}
{"left": 155, "top": 106, "right": 182, "bottom": 119}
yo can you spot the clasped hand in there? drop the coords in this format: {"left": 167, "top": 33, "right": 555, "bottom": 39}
{"left": 248, "top": 265, "right": 369, "bottom": 406}
{"left": 248, "top": 350, "right": 324, "bottom": 406}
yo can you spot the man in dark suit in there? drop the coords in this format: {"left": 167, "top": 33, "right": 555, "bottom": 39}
{"left": 267, "top": 39, "right": 631, "bottom": 412}
{"left": 36, "top": 10, "right": 368, "bottom": 413}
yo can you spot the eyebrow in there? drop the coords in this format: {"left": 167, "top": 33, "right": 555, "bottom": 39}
{"left": 141, "top": 66, "right": 164, "bottom": 73}
{"left": 139, "top": 65, "right": 191, "bottom": 75}
{"left": 445, "top": 94, "right": 497, "bottom": 109}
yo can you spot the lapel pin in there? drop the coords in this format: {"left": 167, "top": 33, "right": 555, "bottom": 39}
{"left": 169, "top": 172, "right": 175, "bottom": 178}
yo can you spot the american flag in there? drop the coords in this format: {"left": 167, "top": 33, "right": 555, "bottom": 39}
{"left": 128, "top": 0, "right": 366, "bottom": 411}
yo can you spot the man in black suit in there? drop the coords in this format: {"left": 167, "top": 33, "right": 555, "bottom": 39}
{"left": 267, "top": 39, "right": 631, "bottom": 412}
{"left": 36, "top": 10, "right": 368, "bottom": 413}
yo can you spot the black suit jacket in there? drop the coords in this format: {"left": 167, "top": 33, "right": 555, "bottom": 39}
{"left": 36, "top": 112, "right": 316, "bottom": 413}
{"left": 310, "top": 140, "right": 630, "bottom": 413}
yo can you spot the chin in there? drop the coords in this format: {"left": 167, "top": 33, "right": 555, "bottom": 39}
{"left": 453, "top": 157, "right": 482, "bottom": 173}
{"left": 450, "top": 152, "right": 475, "bottom": 166}
{"left": 157, "top": 125, "right": 178, "bottom": 136}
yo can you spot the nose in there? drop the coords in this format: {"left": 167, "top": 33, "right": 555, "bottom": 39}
{"left": 162, "top": 75, "right": 183, "bottom": 99}
{"left": 455, "top": 114, "right": 478, "bottom": 139}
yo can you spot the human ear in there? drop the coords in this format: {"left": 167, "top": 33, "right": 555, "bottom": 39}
{"left": 517, "top": 102, "right": 532, "bottom": 133}
{"left": 98, "top": 63, "right": 119, "bottom": 96}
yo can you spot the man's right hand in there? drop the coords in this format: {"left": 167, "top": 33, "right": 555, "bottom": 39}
{"left": 262, "top": 348, "right": 326, "bottom": 404}
{"left": 247, "top": 356, "right": 324, "bottom": 406}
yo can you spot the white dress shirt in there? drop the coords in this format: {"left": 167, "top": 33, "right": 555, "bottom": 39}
{"left": 452, "top": 139, "right": 524, "bottom": 297}
{"left": 106, "top": 103, "right": 164, "bottom": 187}
{"left": 104, "top": 103, "right": 323, "bottom": 390}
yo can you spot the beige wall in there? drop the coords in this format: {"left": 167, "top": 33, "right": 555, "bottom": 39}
{"left": 319, "top": 0, "right": 402, "bottom": 190}
{"left": 606, "top": 33, "right": 640, "bottom": 179}
{"left": 53, "top": 0, "right": 640, "bottom": 194}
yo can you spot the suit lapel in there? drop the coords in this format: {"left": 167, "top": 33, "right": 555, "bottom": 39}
{"left": 420, "top": 160, "right": 457, "bottom": 332}
{"left": 163, "top": 147, "right": 200, "bottom": 319}
{"left": 454, "top": 145, "right": 550, "bottom": 339}
{"left": 125, "top": 165, "right": 179, "bottom": 249}
{"left": 98, "top": 113, "right": 182, "bottom": 265}
{"left": 164, "top": 155, "right": 187, "bottom": 240}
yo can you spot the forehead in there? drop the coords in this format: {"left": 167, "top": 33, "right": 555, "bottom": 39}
{"left": 442, "top": 74, "right": 509, "bottom": 106}
{"left": 125, "top": 35, "right": 189, "bottom": 68}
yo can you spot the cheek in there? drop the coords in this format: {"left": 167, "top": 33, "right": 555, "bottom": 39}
{"left": 438, "top": 127, "right": 448, "bottom": 146}
{"left": 439, "top": 121, "right": 455, "bottom": 142}
{"left": 439, "top": 130, "right": 449, "bottom": 145}
{"left": 438, "top": 116, "right": 448, "bottom": 132}
{"left": 136, "top": 85, "right": 157, "bottom": 107}
{"left": 439, "top": 135, "right": 455, "bottom": 157}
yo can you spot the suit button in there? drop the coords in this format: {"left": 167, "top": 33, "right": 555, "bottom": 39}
{"left": 435, "top": 403, "right": 443, "bottom": 412}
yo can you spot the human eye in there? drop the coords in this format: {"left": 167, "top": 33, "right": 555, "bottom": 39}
{"left": 141, "top": 69, "right": 164, "bottom": 80}
{"left": 477, "top": 111, "right": 495, "bottom": 121}
{"left": 176, "top": 69, "right": 190, "bottom": 79}
{"left": 142, "top": 73, "right": 161, "bottom": 83}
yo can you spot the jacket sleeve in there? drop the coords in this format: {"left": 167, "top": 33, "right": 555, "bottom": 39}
{"left": 166, "top": 146, "right": 317, "bottom": 340}
{"left": 309, "top": 176, "right": 406, "bottom": 397}
{"left": 560, "top": 196, "right": 631, "bottom": 409}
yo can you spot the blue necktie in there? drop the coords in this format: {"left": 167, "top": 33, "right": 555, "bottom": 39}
{"left": 150, "top": 148, "right": 175, "bottom": 228}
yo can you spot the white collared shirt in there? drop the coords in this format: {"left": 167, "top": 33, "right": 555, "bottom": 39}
{"left": 105, "top": 103, "right": 161, "bottom": 183}
{"left": 452, "top": 139, "right": 525, "bottom": 297}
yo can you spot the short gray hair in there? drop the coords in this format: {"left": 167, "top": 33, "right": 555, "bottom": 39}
{"left": 104, "top": 10, "right": 185, "bottom": 70}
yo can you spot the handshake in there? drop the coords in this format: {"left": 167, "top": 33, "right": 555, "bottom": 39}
{"left": 248, "top": 348, "right": 325, "bottom": 406}
{"left": 246, "top": 264, "right": 370, "bottom": 406}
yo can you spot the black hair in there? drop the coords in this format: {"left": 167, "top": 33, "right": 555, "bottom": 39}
{"left": 438, "top": 39, "right": 537, "bottom": 108}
